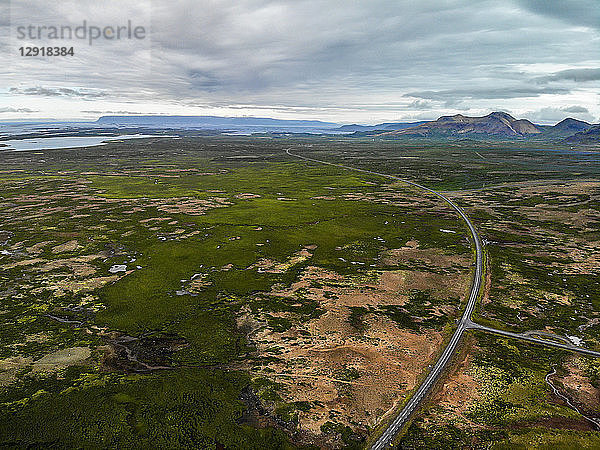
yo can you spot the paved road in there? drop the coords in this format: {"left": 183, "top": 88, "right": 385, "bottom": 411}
{"left": 285, "top": 149, "right": 484, "bottom": 450}
{"left": 465, "top": 320, "right": 600, "bottom": 358}
{"left": 285, "top": 149, "right": 600, "bottom": 448}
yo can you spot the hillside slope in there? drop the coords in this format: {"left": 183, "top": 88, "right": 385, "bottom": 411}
{"left": 566, "top": 124, "right": 600, "bottom": 144}
{"left": 540, "top": 118, "right": 592, "bottom": 139}
{"left": 382, "top": 112, "right": 542, "bottom": 138}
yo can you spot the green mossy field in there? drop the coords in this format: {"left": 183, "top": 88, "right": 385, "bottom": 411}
{"left": 1, "top": 136, "right": 598, "bottom": 448}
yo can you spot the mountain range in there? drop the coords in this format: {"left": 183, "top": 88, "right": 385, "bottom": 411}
{"left": 96, "top": 113, "right": 597, "bottom": 143}
{"left": 565, "top": 124, "right": 600, "bottom": 144}
{"left": 374, "top": 112, "right": 595, "bottom": 141}
{"left": 334, "top": 121, "right": 427, "bottom": 132}
{"left": 540, "top": 117, "right": 592, "bottom": 138}
{"left": 382, "top": 112, "right": 541, "bottom": 137}
{"left": 96, "top": 115, "right": 339, "bottom": 132}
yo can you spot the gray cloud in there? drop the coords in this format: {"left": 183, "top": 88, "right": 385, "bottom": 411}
{"left": 525, "top": 106, "right": 595, "bottom": 124}
{"left": 406, "top": 99, "right": 436, "bottom": 110}
{"left": 0, "top": 0, "right": 599, "bottom": 121}
{"left": 534, "top": 68, "right": 600, "bottom": 84}
{"left": 0, "top": 107, "right": 38, "bottom": 113}
{"left": 81, "top": 110, "right": 146, "bottom": 115}
{"left": 404, "top": 86, "right": 571, "bottom": 101}
{"left": 9, "top": 87, "right": 108, "bottom": 98}
{"left": 562, "top": 105, "right": 589, "bottom": 114}
{"left": 515, "top": 0, "right": 600, "bottom": 29}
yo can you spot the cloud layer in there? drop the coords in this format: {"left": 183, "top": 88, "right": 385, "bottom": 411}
{"left": 1, "top": 0, "right": 598, "bottom": 123}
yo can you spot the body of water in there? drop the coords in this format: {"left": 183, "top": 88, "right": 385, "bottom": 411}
{"left": 1, "top": 134, "right": 165, "bottom": 151}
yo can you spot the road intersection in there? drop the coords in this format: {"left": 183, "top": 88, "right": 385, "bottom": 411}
{"left": 285, "top": 148, "right": 600, "bottom": 449}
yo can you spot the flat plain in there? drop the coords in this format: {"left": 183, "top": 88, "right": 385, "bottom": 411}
{"left": 0, "top": 136, "right": 598, "bottom": 448}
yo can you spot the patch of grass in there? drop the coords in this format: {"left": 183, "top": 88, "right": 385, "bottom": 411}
{"left": 0, "top": 368, "right": 296, "bottom": 449}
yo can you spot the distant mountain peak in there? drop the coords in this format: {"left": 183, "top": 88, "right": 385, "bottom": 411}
{"left": 486, "top": 111, "right": 515, "bottom": 121}
{"left": 439, "top": 114, "right": 466, "bottom": 121}
{"left": 554, "top": 117, "right": 591, "bottom": 128}
{"left": 565, "top": 124, "right": 600, "bottom": 144}
{"left": 384, "top": 111, "right": 541, "bottom": 138}
{"left": 540, "top": 117, "right": 593, "bottom": 139}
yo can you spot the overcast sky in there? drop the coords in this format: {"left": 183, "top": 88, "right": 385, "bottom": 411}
{"left": 0, "top": 0, "right": 598, "bottom": 124}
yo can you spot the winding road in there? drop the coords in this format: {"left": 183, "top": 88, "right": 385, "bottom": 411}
{"left": 286, "top": 149, "right": 482, "bottom": 448}
{"left": 285, "top": 148, "right": 600, "bottom": 449}
{"left": 465, "top": 320, "right": 600, "bottom": 358}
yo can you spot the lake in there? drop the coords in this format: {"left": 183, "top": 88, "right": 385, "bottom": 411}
{"left": 1, "top": 134, "right": 165, "bottom": 151}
